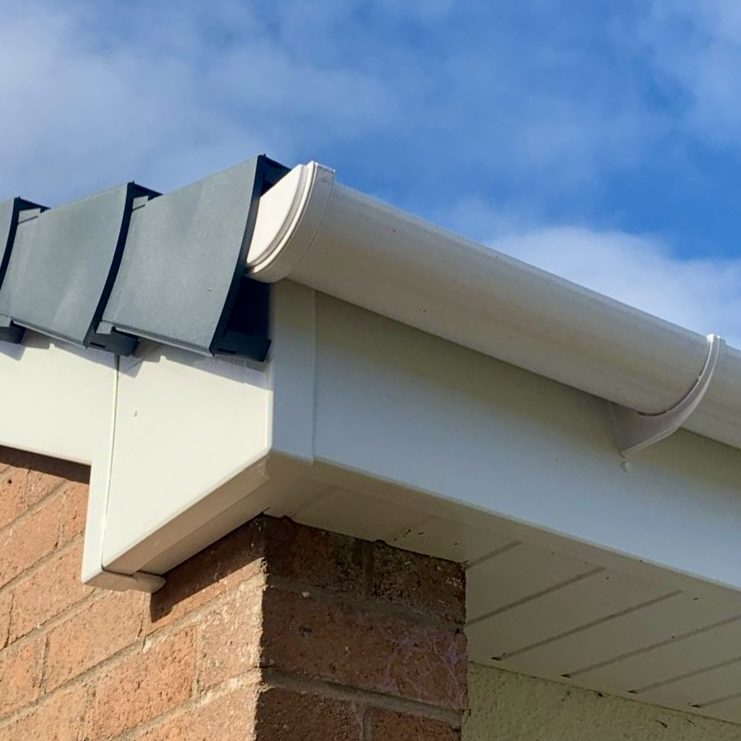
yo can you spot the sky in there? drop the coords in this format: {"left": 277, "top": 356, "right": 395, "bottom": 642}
{"left": 3, "top": 0, "right": 741, "bottom": 342}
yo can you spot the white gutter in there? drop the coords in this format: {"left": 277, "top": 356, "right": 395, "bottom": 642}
{"left": 247, "top": 162, "right": 741, "bottom": 454}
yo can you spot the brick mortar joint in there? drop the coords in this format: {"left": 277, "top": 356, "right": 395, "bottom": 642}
{"left": 38, "top": 631, "right": 49, "bottom": 699}
{"left": 39, "top": 597, "right": 148, "bottom": 695}
{"left": 0, "top": 621, "right": 156, "bottom": 726}
{"left": 361, "top": 705, "right": 372, "bottom": 741}
{"left": 4, "top": 585, "right": 100, "bottom": 654}
{"left": 260, "top": 668, "right": 464, "bottom": 728}
{"left": 192, "top": 597, "right": 205, "bottom": 700}
{"left": 0, "top": 525, "right": 83, "bottom": 597}
{"left": 0, "top": 591, "right": 11, "bottom": 649}
{"left": 1, "top": 661, "right": 196, "bottom": 740}
{"left": 362, "top": 534, "right": 375, "bottom": 601}
{"left": 0, "top": 671, "right": 97, "bottom": 735}
{"left": 0, "top": 607, "right": 205, "bottom": 732}
{"left": 0, "top": 576, "right": 258, "bottom": 727}
{"left": 113, "top": 673, "right": 263, "bottom": 741}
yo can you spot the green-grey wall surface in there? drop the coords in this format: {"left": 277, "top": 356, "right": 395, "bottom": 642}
{"left": 464, "top": 664, "right": 741, "bottom": 741}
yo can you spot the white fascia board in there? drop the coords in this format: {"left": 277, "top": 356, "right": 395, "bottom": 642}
{"left": 0, "top": 334, "right": 113, "bottom": 465}
{"left": 307, "top": 293, "right": 741, "bottom": 595}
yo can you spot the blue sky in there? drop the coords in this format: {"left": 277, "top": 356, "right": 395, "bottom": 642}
{"left": 4, "top": 1, "right": 741, "bottom": 342}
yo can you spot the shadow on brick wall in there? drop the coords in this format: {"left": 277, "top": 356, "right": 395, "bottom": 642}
{"left": 0, "top": 445, "right": 89, "bottom": 483}
{"left": 149, "top": 519, "right": 263, "bottom": 624}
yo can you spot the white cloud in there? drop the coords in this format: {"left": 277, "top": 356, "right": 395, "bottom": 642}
{"left": 0, "top": 0, "right": 670, "bottom": 208}
{"left": 490, "top": 226, "right": 741, "bottom": 345}
{"left": 0, "top": 1, "right": 396, "bottom": 203}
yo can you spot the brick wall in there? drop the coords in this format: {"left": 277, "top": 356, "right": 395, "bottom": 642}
{"left": 0, "top": 446, "right": 467, "bottom": 739}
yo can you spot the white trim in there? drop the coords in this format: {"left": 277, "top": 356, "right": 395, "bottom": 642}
{"left": 267, "top": 280, "right": 316, "bottom": 463}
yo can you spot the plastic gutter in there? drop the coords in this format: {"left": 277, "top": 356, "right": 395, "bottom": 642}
{"left": 246, "top": 162, "right": 741, "bottom": 455}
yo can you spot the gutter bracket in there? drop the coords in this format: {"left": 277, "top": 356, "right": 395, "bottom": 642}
{"left": 611, "top": 334, "right": 725, "bottom": 458}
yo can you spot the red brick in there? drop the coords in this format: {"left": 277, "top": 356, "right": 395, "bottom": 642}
{"left": 44, "top": 590, "right": 146, "bottom": 689}
{"left": 260, "top": 517, "right": 366, "bottom": 597}
{"left": 0, "top": 496, "right": 62, "bottom": 587}
{"left": 59, "top": 482, "right": 88, "bottom": 543}
{"left": 148, "top": 516, "right": 367, "bottom": 638}
{"left": 9, "top": 544, "right": 92, "bottom": 642}
{"left": 367, "top": 707, "right": 460, "bottom": 740}
{"left": 197, "top": 578, "right": 264, "bottom": 689}
{"left": 370, "top": 541, "right": 465, "bottom": 625}
{"left": 261, "top": 588, "right": 468, "bottom": 710}
{"left": 24, "top": 469, "right": 66, "bottom": 510}
{"left": 0, "top": 639, "right": 42, "bottom": 715}
{"left": 0, "top": 683, "right": 89, "bottom": 741}
{"left": 89, "top": 625, "right": 196, "bottom": 738}
{"left": 134, "top": 686, "right": 258, "bottom": 741}
{"left": 255, "top": 685, "right": 362, "bottom": 740}
{"left": 0, "top": 468, "right": 27, "bottom": 530}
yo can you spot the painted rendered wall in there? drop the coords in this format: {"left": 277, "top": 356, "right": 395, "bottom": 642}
{"left": 465, "top": 663, "right": 741, "bottom": 741}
